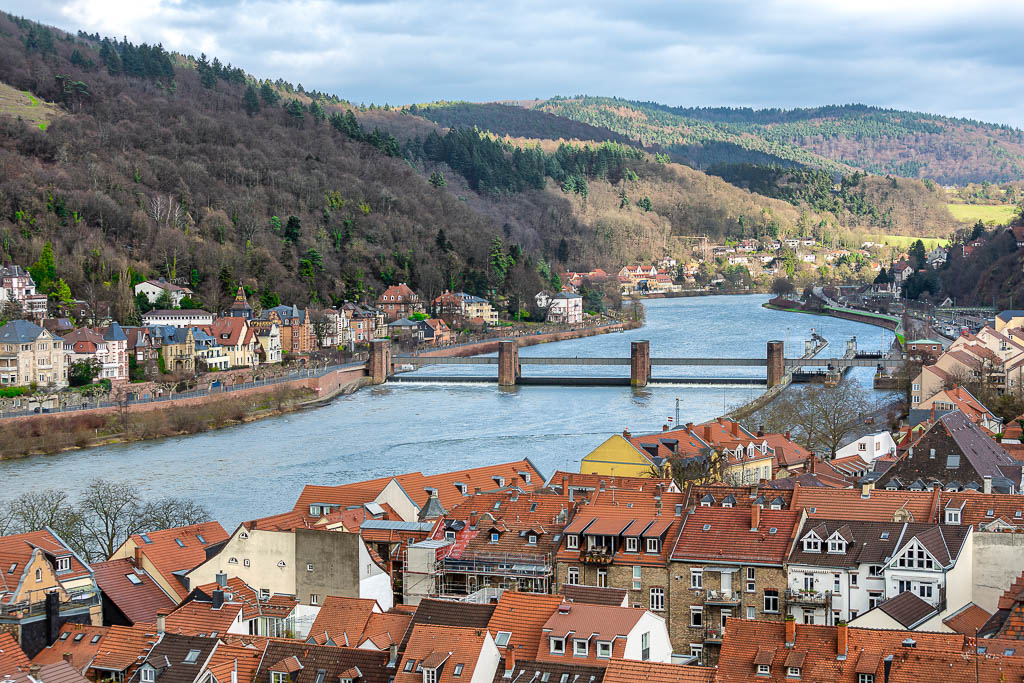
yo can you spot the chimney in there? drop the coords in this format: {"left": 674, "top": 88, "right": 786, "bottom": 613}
{"left": 29, "top": 665, "right": 41, "bottom": 680}
{"left": 45, "top": 591, "right": 60, "bottom": 645}
{"left": 662, "top": 424, "right": 669, "bottom": 432}
{"left": 703, "top": 424, "right": 712, "bottom": 441}
{"left": 685, "top": 422, "right": 694, "bottom": 433}
{"left": 212, "top": 589, "right": 224, "bottom": 610}
{"left": 622, "top": 428, "right": 631, "bottom": 439}
{"left": 62, "top": 653, "right": 73, "bottom": 664}
{"left": 785, "top": 616, "right": 796, "bottom": 646}
{"left": 784, "top": 431, "right": 791, "bottom": 440}
{"left": 503, "top": 644, "right": 516, "bottom": 677}
{"left": 731, "top": 421, "right": 739, "bottom": 437}
{"left": 930, "top": 405, "right": 935, "bottom": 421}
{"left": 157, "top": 610, "right": 168, "bottom": 636}
{"left": 387, "top": 643, "right": 399, "bottom": 668}
{"left": 717, "top": 417, "right": 724, "bottom": 425}
{"left": 751, "top": 504, "right": 760, "bottom": 531}
{"left": 134, "top": 545, "right": 143, "bottom": 567}
{"left": 861, "top": 482, "right": 872, "bottom": 499}
{"left": 757, "top": 425, "right": 765, "bottom": 437}
{"left": 837, "top": 621, "right": 848, "bottom": 658}
{"left": 983, "top": 476, "right": 992, "bottom": 494}
{"left": 215, "top": 571, "right": 227, "bottom": 588}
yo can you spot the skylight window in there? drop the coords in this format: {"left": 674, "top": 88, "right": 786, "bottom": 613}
{"left": 7, "top": 563, "right": 15, "bottom": 574}
{"left": 59, "top": 632, "right": 70, "bottom": 641}
{"left": 175, "top": 538, "right": 185, "bottom": 549}
{"left": 702, "top": 524, "right": 711, "bottom": 531}
{"left": 184, "top": 649, "right": 201, "bottom": 664}
{"left": 91, "top": 635, "right": 101, "bottom": 643}
{"left": 126, "top": 573, "right": 143, "bottom": 585}
{"left": 880, "top": 532, "right": 889, "bottom": 539}
{"left": 453, "top": 664, "right": 464, "bottom": 677}
{"left": 495, "top": 632, "right": 511, "bottom": 647}
{"left": 140, "top": 534, "right": 152, "bottom": 544}
{"left": 74, "top": 634, "right": 84, "bottom": 642}
{"left": 314, "top": 669, "right": 326, "bottom": 683}
{"left": 197, "top": 534, "right": 206, "bottom": 544}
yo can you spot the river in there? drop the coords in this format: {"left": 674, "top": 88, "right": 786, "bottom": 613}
{"left": 0, "top": 295, "right": 894, "bottom": 530}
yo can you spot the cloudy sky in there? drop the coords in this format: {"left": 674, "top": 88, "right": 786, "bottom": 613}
{"left": 10, "top": 0, "right": 1024, "bottom": 126}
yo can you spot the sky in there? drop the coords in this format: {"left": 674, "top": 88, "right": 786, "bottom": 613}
{"left": 9, "top": 0, "right": 1024, "bottom": 127}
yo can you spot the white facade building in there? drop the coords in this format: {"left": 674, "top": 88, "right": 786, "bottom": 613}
{"left": 834, "top": 431, "right": 897, "bottom": 463}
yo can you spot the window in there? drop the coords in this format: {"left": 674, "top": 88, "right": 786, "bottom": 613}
{"left": 645, "top": 537, "right": 660, "bottom": 553}
{"left": 309, "top": 505, "right": 322, "bottom": 516}
{"left": 566, "top": 535, "right": 579, "bottom": 550}
{"left": 869, "top": 592, "right": 883, "bottom": 609}
{"left": 828, "top": 538, "right": 846, "bottom": 554}
{"left": 445, "top": 531, "right": 456, "bottom": 542}
{"left": 850, "top": 573, "right": 858, "bottom": 586}
{"left": 495, "top": 632, "right": 511, "bottom": 647}
{"left": 243, "top": 559, "right": 250, "bottom": 567}
{"left": 567, "top": 567, "right": 580, "bottom": 585}
{"left": 641, "top": 632, "right": 650, "bottom": 661}
{"left": 35, "top": 568, "right": 42, "bottom": 582}
{"left": 689, "top": 644, "right": 702, "bottom": 664}
{"left": 260, "top": 588, "right": 270, "bottom": 600}
{"left": 802, "top": 535, "right": 821, "bottom": 552}
{"left": 56, "top": 557, "right": 71, "bottom": 573}
{"left": 528, "top": 534, "right": 537, "bottom": 545}
{"left": 758, "top": 664, "right": 771, "bottom": 675}
{"left": 307, "top": 563, "right": 314, "bottom": 572}
{"left": 747, "top": 606, "right": 756, "bottom": 619}
{"left": 310, "top": 594, "right": 319, "bottom": 605}
{"left": 229, "top": 557, "right": 238, "bottom": 564}
{"left": 803, "top": 612, "right": 815, "bottom": 625}
{"left": 633, "top": 565, "right": 642, "bottom": 590}
{"left": 404, "top": 660, "right": 415, "bottom": 673}
{"left": 764, "top": 590, "right": 779, "bottom": 613}
{"left": 184, "top": 649, "right": 201, "bottom": 664}
{"left": 597, "top": 568, "right": 607, "bottom": 588}
{"left": 834, "top": 574, "right": 841, "bottom": 594}
{"left": 650, "top": 587, "right": 665, "bottom": 612}
{"left": 803, "top": 575, "right": 815, "bottom": 592}
{"left": 423, "top": 668, "right": 437, "bottom": 683}
{"left": 869, "top": 564, "right": 883, "bottom": 576}
{"left": 690, "top": 568, "right": 703, "bottom": 589}
{"left": 859, "top": 443, "right": 866, "bottom": 451}
{"left": 787, "top": 667, "right": 801, "bottom": 678}
{"left": 549, "top": 637, "right": 565, "bottom": 655}
{"left": 945, "top": 509, "right": 961, "bottom": 524}
{"left": 596, "top": 641, "right": 611, "bottom": 659}
{"left": 573, "top": 639, "right": 588, "bottom": 657}
{"left": 857, "top": 675, "right": 874, "bottom": 683}
{"left": 490, "top": 532, "right": 500, "bottom": 543}
{"left": 453, "top": 664, "right": 464, "bottom": 677}
{"left": 625, "top": 537, "right": 639, "bottom": 552}
{"left": 746, "top": 567, "right": 756, "bottom": 592}
{"left": 918, "top": 583, "right": 933, "bottom": 599}
{"left": 197, "top": 534, "right": 206, "bottom": 544}
{"left": 690, "top": 606, "right": 703, "bottom": 627}
{"left": 141, "top": 669, "right": 155, "bottom": 683}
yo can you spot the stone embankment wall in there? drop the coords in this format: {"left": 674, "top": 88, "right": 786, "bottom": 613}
{"left": 412, "top": 320, "right": 640, "bottom": 359}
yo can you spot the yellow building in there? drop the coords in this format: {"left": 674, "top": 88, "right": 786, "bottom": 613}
{"left": 995, "top": 311, "right": 1024, "bottom": 332}
{"left": 581, "top": 434, "right": 663, "bottom": 477}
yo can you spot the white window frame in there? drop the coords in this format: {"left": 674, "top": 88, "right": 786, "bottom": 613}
{"left": 758, "top": 664, "right": 771, "bottom": 676}
{"left": 528, "top": 534, "right": 537, "bottom": 545}
{"left": 945, "top": 509, "right": 961, "bottom": 524}
{"left": 573, "top": 639, "right": 588, "bottom": 657}
{"left": 310, "top": 594, "right": 319, "bottom": 605}
{"left": 596, "top": 641, "right": 611, "bottom": 659}
{"left": 857, "top": 674, "right": 874, "bottom": 683}
{"left": 746, "top": 567, "right": 756, "bottom": 592}
{"left": 690, "top": 568, "right": 703, "bottom": 589}
{"left": 625, "top": 537, "right": 638, "bottom": 553}
{"left": 566, "top": 534, "right": 579, "bottom": 550}
{"left": 141, "top": 669, "right": 155, "bottom": 683}
{"left": 802, "top": 535, "right": 821, "bottom": 552}
{"left": 650, "top": 587, "right": 665, "bottom": 612}
{"left": 690, "top": 606, "right": 703, "bottom": 627}
{"left": 56, "top": 557, "right": 71, "bottom": 573}
{"left": 597, "top": 568, "right": 607, "bottom": 588}
{"left": 764, "top": 590, "right": 779, "bottom": 613}
{"left": 645, "top": 537, "right": 659, "bottom": 553}
{"left": 632, "top": 565, "right": 642, "bottom": 590}
{"left": 495, "top": 632, "right": 511, "bottom": 648}
{"left": 423, "top": 668, "right": 437, "bottom": 683}
{"left": 549, "top": 637, "right": 565, "bottom": 655}
{"left": 787, "top": 667, "right": 801, "bottom": 678}
{"left": 567, "top": 567, "right": 580, "bottom": 585}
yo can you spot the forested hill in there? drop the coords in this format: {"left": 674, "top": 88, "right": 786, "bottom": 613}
{"left": 532, "top": 97, "right": 1024, "bottom": 184}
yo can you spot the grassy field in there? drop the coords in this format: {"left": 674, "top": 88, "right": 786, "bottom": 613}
{"left": 865, "top": 234, "right": 950, "bottom": 250}
{"left": 946, "top": 203, "right": 1018, "bottom": 225}
{"left": 0, "top": 82, "right": 61, "bottom": 130}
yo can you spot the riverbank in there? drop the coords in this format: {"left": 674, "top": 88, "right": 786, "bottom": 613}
{"left": 764, "top": 301, "right": 904, "bottom": 343}
{"left": 1, "top": 318, "right": 640, "bottom": 459}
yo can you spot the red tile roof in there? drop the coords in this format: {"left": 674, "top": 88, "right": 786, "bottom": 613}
{"left": 942, "top": 603, "right": 992, "bottom": 635}
{"left": 359, "top": 612, "right": 414, "bottom": 649}
{"left": 91, "top": 558, "right": 176, "bottom": 625}
{"left": 602, "top": 659, "right": 714, "bottom": 683}
{"left": 0, "top": 529, "right": 91, "bottom": 599}
{"left": 792, "top": 486, "right": 940, "bottom": 523}
{"left": 887, "top": 646, "right": 1024, "bottom": 683}
{"left": 192, "top": 578, "right": 297, "bottom": 622}
{"left": 670, "top": 507, "right": 799, "bottom": 565}
{"left": 395, "top": 625, "right": 488, "bottom": 683}
{"left": 0, "top": 632, "right": 29, "bottom": 677}
{"left": 306, "top": 596, "right": 380, "bottom": 646}
{"left": 31, "top": 624, "right": 108, "bottom": 672}
{"left": 129, "top": 522, "right": 228, "bottom": 600}
{"left": 89, "top": 624, "right": 158, "bottom": 676}
{"left": 487, "top": 592, "right": 563, "bottom": 658}
{"left": 539, "top": 603, "right": 646, "bottom": 643}
{"left": 163, "top": 599, "right": 242, "bottom": 637}
{"left": 205, "top": 642, "right": 265, "bottom": 683}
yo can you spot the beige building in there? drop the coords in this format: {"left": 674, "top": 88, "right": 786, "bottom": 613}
{"left": 0, "top": 319, "right": 67, "bottom": 387}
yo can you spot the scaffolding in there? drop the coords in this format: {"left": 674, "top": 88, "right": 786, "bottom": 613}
{"left": 402, "top": 541, "right": 553, "bottom": 605}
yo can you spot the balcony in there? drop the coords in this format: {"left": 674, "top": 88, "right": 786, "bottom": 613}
{"left": 580, "top": 548, "right": 614, "bottom": 565}
{"left": 704, "top": 626, "right": 724, "bottom": 643}
{"left": 785, "top": 589, "right": 831, "bottom": 606}
{"left": 705, "top": 589, "right": 741, "bottom": 606}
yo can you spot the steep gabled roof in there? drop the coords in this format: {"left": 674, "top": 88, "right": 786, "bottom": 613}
{"left": 31, "top": 624, "right": 109, "bottom": 672}
{"left": 89, "top": 624, "right": 158, "bottom": 676}
{"left": 127, "top": 522, "right": 228, "bottom": 600}
{"left": 255, "top": 642, "right": 390, "bottom": 683}
{"left": 486, "top": 592, "right": 563, "bottom": 657}
{"left": 305, "top": 596, "right": 379, "bottom": 646}
{"left": 876, "top": 590, "right": 939, "bottom": 629}
{"left": 396, "top": 625, "right": 488, "bottom": 683}
{"left": 0, "top": 632, "right": 29, "bottom": 677}
{"left": 91, "top": 558, "right": 176, "bottom": 625}
{"left": 671, "top": 507, "right": 799, "bottom": 565}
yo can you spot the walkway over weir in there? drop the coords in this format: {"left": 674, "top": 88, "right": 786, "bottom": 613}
{"left": 371, "top": 337, "right": 904, "bottom": 388}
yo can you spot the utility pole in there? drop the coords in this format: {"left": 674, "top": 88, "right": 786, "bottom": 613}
{"left": 675, "top": 397, "right": 680, "bottom": 426}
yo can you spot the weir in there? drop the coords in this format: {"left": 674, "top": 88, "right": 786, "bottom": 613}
{"left": 386, "top": 335, "right": 902, "bottom": 387}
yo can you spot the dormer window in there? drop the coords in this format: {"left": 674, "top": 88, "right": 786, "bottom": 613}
{"left": 827, "top": 536, "right": 846, "bottom": 554}
{"left": 56, "top": 556, "right": 71, "bottom": 573}
{"left": 528, "top": 534, "right": 537, "bottom": 545}
{"left": 757, "top": 664, "right": 771, "bottom": 675}
{"left": 573, "top": 639, "right": 589, "bottom": 656}
{"left": 445, "top": 531, "right": 456, "bottom": 542}
{"left": 787, "top": 667, "right": 801, "bottom": 678}
{"left": 141, "top": 668, "right": 155, "bottom": 683}
{"left": 490, "top": 532, "right": 500, "bottom": 543}
{"left": 625, "top": 537, "right": 639, "bottom": 552}
{"left": 549, "top": 636, "right": 565, "bottom": 655}
{"left": 423, "top": 668, "right": 438, "bottom": 683}
{"left": 309, "top": 505, "right": 322, "bottom": 516}
{"left": 566, "top": 535, "right": 579, "bottom": 550}
{"left": 646, "top": 538, "right": 660, "bottom": 553}
{"left": 802, "top": 535, "right": 821, "bottom": 552}
{"left": 945, "top": 509, "right": 961, "bottom": 525}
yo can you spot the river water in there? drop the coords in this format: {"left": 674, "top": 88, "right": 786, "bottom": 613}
{"left": 0, "top": 295, "right": 893, "bottom": 530}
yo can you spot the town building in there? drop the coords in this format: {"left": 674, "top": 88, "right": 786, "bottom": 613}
{"left": 254, "top": 323, "right": 282, "bottom": 364}
{"left": 547, "top": 293, "right": 583, "bottom": 325}
{"left": 258, "top": 305, "right": 315, "bottom": 354}
{"left": 90, "top": 557, "right": 176, "bottom": 626}
{"left": 0, "top": 320, "right": 67, "bottom": 387}
{"left": 904, "top": 338, "right": 944, "bottom": 364}
{"left": 226, "top": 287, "right": 253, "bottom": 320}
{"left": 833, "top": 431, "right": 897, "bottom": 463}
{"left": 63, "top": 323, "right": 129, "bottom": 383}
{"left": 668, "top": 503, "right": 800, "bottom": 665}
{"left": 141, "top": 310, "right": 214, "bottom": 328}
{"left": 912, "top": 385, "right": 1002, "bottom": 432}
{"left": 134, "top": 279, "right": 194, "bottom": 308}
{"left": 535, "top": 602, "right": 673, "bottom": 665}
{"left": 431, "top": 291, "right": 499, "bottom": 327}
{"left": 377, "top": 284, "right": 424, "bottom": 322}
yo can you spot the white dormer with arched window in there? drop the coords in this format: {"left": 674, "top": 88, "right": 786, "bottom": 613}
{"left": 892, "top": 539, "right": 936, "bottom": 570}
{"left": 802, "top": 531, "right": 822, "bottom": 553}
{"left": 761, "top": 440, "right": 769, "bottom": 454}
{"left": 747, "top": 443, "right": 756, "bottom": 459}
{"left": 827, "top": 532, "right": 847, "bottom": 554}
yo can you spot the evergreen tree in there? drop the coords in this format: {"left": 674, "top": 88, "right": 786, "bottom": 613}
{"left": 259, "top": 81, "right": 280, "bottom": 106}
{"left": 243, "top": 86, "right": 260, "bottom": 116}
{"left": 429, "top": 171, "right": 447, "bottom": 188}
{"left": 30, "top": 241, "right": 57, "bottom": 294}
{"left": 283, "top": 215, "right": 302, "bottom": 243}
